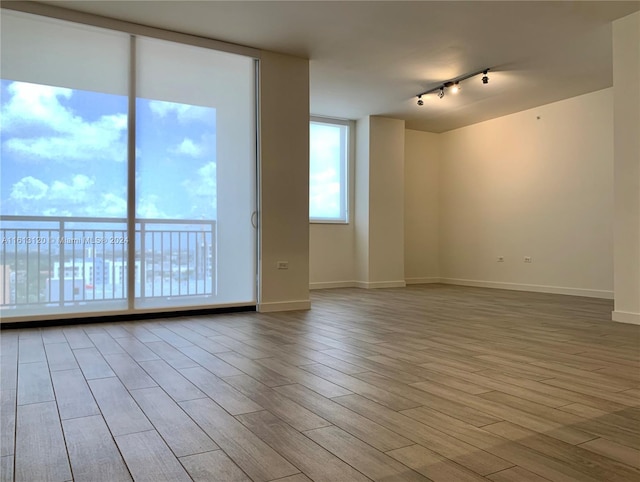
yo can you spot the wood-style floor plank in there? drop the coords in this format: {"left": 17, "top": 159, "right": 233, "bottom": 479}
{"left": 103, "top": 353, "right": 158, "bottom": 391}
{"left": 0, "top": 455, "right": 13, "bottom": 482}
{"left": 115, "top": 430, "right": 192, "bottom": 482}
{"left": 179, "top": 397, "right": 299, "bottom": 481}
{"left": 224, "top": 374, "right": 331, "bottom": 432}
{"left": 482, "top": 421, "right": 640, "bottom": 482}
{"left": 216, "top": 351, "right": 294, "bottom": 387}
{"left": 87, "top": 332, "right": 126, "bottom": 356}
{"left": 17, "top": 361, "right": 54, "bottom": 406}
{"left": 276, "top": 383, "right": 413, "bottom": 452}
{"left": 412, "top": 379, "right": 596, "bottom": 445}
{"left": 51, "top": 368, "right": 100, "bottom": 420}
{"left": 41, "top": 328, "right": 67, "bottom": 345}
{"left": 303, "top": 425, "right": 428, "bottom": 481}
{"left": 179, "top": 366, "right": 263, "bottom": 415}
{"left": 386, "top": 443, "right": 487, "bottom": 482}
{"left": 62, "top": 415, "right": 132, "bottom": 482}
{"left": 14, "top": 401, "right": 71, "bottom": 482}
{"left": 179, "top": 450, "right": 251, "bottom": 482}
{"left": 256, "top": 357, "right": 353, "bottom": 398}
{"left": 88, "top": 377, "right": 153, "bottom": 436}
{"left": 62, "top": 327, "right": 94, "bottom": 349}
{"left": 73, "top": 347, "right": 116, "bottom": 380}
{"left": 44, "top": 342, "right": 78, "bottom": 372}
{"left": 2, "top": 285, "right": 638, "bottom": 482}
{"left": 177, "top": 344, "right": 243, "bottom": 378}
{"left": 113, "top": 336, "right": 160, "bottom": 362}
{"left": 335, "top": 393, "right": 514, "bottom": 476}
{"left": 0, "top": 390, "right": 16, "bottom": 458}
{"left": 17, "top": 337, "right": 45, "bottom": 365}
{"left": 138, "top": 359, "right": 207, "bottom": 402}
{"left": 354, "top": 370, "right": 502, "bottom": 426}
{"left": 238, "top": 410, "right": 370, "bottom": 481}
{"left": 579, "top": 437, "right": 640, "bottom": 469}
{"left": 129, "top": 386, "right": 218, "bottom": 457}
{"left": 144, "top": 341, "right": 199, "bottom": 370}
{"left": 487, "top": 466, "right": 555, "bottom": 482}
{"left": 301, "top": 363, "right": 421, "bottom": 410}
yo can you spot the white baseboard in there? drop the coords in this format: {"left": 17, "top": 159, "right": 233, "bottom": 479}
{"left": 307, "top": 276, "right": 613, "bottom": 300}
{"left": 612, "top": 310, "right": 640, "bottom": 325}
{"left": 309, "top": 281, "right": 357, "bottom": 290}
{"left": 440, "top": 278, "right": 614, "bottom": 299}
{"left": 257, "top": 300, "right": 311, "bottom": 312}
{"left": 354, "top": 280, "right": 407, "bottom": 289}
{"left": 405, "top": 277, "right": 441, "bottom": 285}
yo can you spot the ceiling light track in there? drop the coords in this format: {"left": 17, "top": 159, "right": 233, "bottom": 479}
{"left": 416, "top": 68, "right": 490, "bottom": 105}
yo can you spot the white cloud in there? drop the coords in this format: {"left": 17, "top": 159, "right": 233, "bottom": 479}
{"left": 49, "top": 174, "right": 95, "bottom": 203}
{"left": 98, "top": 193, "right": 127, "bottom": 217}
{"left": 148, "top": 100, "right": 213, "bottom": 124}
{"left": 1, "top": 81, "right": 127, "bottom": 164}
{"left": 137, "top": 194, "right": 167, "bottom": 219}
{"left": 172, "top": 138, "right": 202, "bottom": 157}
{"left": 181, "top": 161, "right": 217, "bottom": 217}
{"left": 10, "top": 176, "right": 48, "bottom": 201}
{"left": 5, "top": 174, "right": 128, "bottom": 218}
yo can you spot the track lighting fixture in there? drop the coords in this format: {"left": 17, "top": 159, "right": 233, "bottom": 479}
{"left": 415, "top": 67, "right": 490, "bottom": 106}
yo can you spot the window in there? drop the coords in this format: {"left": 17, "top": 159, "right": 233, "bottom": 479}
{"left": 0, "top": 9, "right": 257, "bottom": 320}
{"left": 309, "top": 117, "right": 349, "bottom": 223}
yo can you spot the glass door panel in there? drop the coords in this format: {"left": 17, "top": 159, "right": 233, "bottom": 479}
{"left": 0, "top": 11, "right": 129, "bottom": 318}
{"left": 135, "top": 37, "right": 256, "bottom": 309}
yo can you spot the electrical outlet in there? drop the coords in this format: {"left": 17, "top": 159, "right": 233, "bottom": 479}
{"left": 524, "top": 256, "right": 532, "bottom": 263}
{"left": 497, "top": 256, "right": 504, "bottom": 262}
{"left": 276, "top": 261, "right": 289, "bottom": 270}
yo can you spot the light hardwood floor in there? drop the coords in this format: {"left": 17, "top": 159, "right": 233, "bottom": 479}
{"left": 1, "top": 284, "right": 639, "bottom": 481}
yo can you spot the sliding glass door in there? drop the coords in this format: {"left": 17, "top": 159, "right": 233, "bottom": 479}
{"left": 0, "top": 10, "right": 257, "bottom": 321}
{"left": 135, "top": 37, "right": 256, "bottom": 309}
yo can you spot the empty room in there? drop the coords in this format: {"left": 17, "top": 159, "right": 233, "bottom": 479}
{"left": 1, "top": 1, "right": 639, "bottom": 481}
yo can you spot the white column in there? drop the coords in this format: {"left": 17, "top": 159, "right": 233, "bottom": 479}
{"left": 354, "top": 116, "right": 406, "bottom": 288}
{"left": 612, "top": 12, "right": 640, "bottom": 325}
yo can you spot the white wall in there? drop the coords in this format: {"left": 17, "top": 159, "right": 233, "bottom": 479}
{"left": 612, "top": 12, "right": 640, "bottom": 324}
{"left": 312, "top": 92, "right": 615, "bottom": 300}
{"left": 439, "top": 89, "right": 614, "bottom": 298}
{"left": 309, "top": 225, "right": 355, "bottom": 289}
{"left": 404, "top": 129, "right": 440, "bottom": 283}
{"left": 309, "top": 121, "right": 356, "bottom": 289}
{"left": 258, "top": 51, "right": 311, "bottom": 312}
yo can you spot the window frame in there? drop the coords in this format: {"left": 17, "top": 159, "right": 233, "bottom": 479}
{"left": 309, "top": 116, "right": 350, "bottom": 224}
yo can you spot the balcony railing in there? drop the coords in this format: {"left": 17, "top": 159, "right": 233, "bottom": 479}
{"left": 0, "top": 215, "right": 216, "bottom": 310}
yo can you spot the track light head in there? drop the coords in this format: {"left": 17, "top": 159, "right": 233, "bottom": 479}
{"left": 416, "top": 67, "right": 490, "bottom": 106}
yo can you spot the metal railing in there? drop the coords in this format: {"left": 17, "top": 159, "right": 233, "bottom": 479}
{"left": 0, "top": 215, "right": 216, "bottom": 309}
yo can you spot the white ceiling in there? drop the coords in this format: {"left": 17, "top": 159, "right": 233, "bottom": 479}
{"left": 37, "top": 1, "right": 640, "bottom": 132}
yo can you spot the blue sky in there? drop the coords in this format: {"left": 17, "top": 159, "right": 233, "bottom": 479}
{"left": 1, "top": 79, "right": 217, "bottom": 220}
